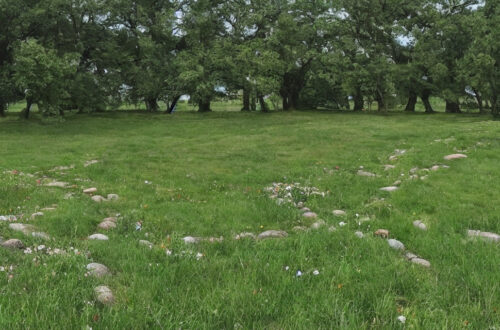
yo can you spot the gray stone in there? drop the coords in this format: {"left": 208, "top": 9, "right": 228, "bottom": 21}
{"left": 107, "top": 194, "right": 119, "bottom": 201}
{"left": 44, "top": 181, "right": 69, "bottom": 188}
{"left": 444, "top": 154, "right": 467, "bottom": 160}
{"left": 98, "top": 221, "right": 117, "bottom": 230}
{"left": 87, "top": 263, "right": 111, "bottom": 277}
{"left": 311, "top": 220, "right": 326, "bottom": 229}
{"left": 94, "top": 286, "right": 114, "bottom": 305}
{"left": 9, "top": 223, "right": 35, "bottom": 235}
{"left": 374, "top": 229, "right": 389, "bottom": 238}
{"left": 357, "top": 170, "right": 376, "bottom": 177}
{"left": 257, "top": 230, "right": 288, "bottom": 240}
{"left": 139, "top": 240, "right": 154, "bottom": 248}
{"left": 384, "top": 165, "right": 396, "bottom": 171}
{"left": 31, "top": 212, "right": 44, "bottom": 219}
{"left": 234, "top": 232, "right": 256, "bottom": 240}
{"left": 410, "top": 167, "right": 419, "bottom": 174}
{"left": 0, "top": 215, "right": 17, "bottom": 221}
{"left": 91, "top": 195, "right": 106, "bottom": 203}
{"left": 393, "top": 180, "right": 402, "bottom": 186}
{"left": 88, "top": 234, "right": 109, "bottom": 241}
{"left": 405, "top": 252, "right": 418, "bottom": 260}
{"left": 40, "top": 207, "right": 56, "bottom": 211}
{"left": 32, "top": 232, "right": 50, "bottom": 240}
{"left": 411, "top": 258, "right": 431, "bottom": 268}
{"left": 302, "top": 212, "right": 318, "bottom": 219}
{"left": 183, "top": 236, "right": 202, "bottom": 244}
{"left": 380, "top": 186, "right": 399, "bottom": 192}
{"left": 388, "top": 239, "right": 405, "bottom": 250}
{"left": 83, "top": 187, "right": 98, "bottom": 194}
{"left": 1, "top": 239, "right": 24, "bottom": 249}
{"left": 354, "top": 231, "right": 364, "bottom": 238}
{"left": 103, "top": 217, "right": 117, "bottom": 223}
{"left": 467, "top": 230, "right": 500, "bottom": 243}
{"left": 332, "top": 210, "right": 346, "bottom": 216}
{"left": 431, "top": 165, "right": 440, "bottom": 171}
{"left": 293, "top": 226, "right": 308, "bottom": 232}
{"left": 300, "top": 207, "right": 311, "bottom": 213}
{"left": 413, "top": 220, "right": 428, "bottom": 231}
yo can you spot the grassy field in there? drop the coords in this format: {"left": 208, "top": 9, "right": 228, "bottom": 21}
{"left": 0, "top": 111, "right": 499, "bottom": 328}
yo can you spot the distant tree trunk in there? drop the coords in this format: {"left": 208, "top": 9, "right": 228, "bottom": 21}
{"left": 445, "top": 100, "right": 461, "bottom": 113}
{"left": 375, "top": 90, "right": 386, "bottom": 112}
{"left": 421, "top": 90, "right": 434, "bottom": 113}
{"left": 59, "top": 108, "right": 65, "bottom": 116}
{"left": 353, "top": 87, "right": 363, "bottom": 111}
{"left": 145, "top": 98, "right": 159, "bottom": 112}
{"left": 198, "top": 100, "right": 211, "bottom": 112}
{"left": 250, "top": 95, "right": 257, "bottom": 111}
{"left": 0, "top": 102, "right": 5, "bottom": 117}
{"left": 24, "top": 98, "right": 33, "bottom": 119}
{"left": 472, "top": 88, "right": 484, "bottom": 113}
{"left": 282, "top": 95, "right": 289, "bottom": 111}
{"left": 491, "top": 94, "right": 498, "bottom": 116}
{"left": 166, "top": 95, "right": 180, "bottom": 114}
{"left": 344, "top": 96, "right": 350, "bottom": 110}
{"left": 405, "top": 91, "right": 417, "bottom": 112}
{"left": 241, "top": 88, "right": 250, "bottom": 111}
{"left": 258, "top": 95, "right": 269, "bottom": 112}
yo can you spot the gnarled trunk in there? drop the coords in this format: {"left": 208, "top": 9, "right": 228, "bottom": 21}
{"left": 258, "top": 95, "right": 269, "bottom": 112}
{"left": 445, "top": 100, "right": 461, "bottom": 113}
{"left": 198, "top": 100, "right": 211, "bottom": 112}
{"left": 145, "top": 98, "right": 159, "bottom": 112}
{"left": 405, "top": 91, "right": 417, "bottom": 112}
{"left": 421, "top": 90, "right": 434, "bottom": 113}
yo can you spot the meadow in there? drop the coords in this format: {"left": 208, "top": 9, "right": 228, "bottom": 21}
{"left": 0, "top": 110, "right": 499, "bottom": 328}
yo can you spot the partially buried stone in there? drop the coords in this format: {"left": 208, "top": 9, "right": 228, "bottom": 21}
{"left": 234, "top": 232, "right": 256, "bottom": 240}
{"left": 302, "top": 212, "right": 317, "bottom": 219}
{"left": 293, "top": 226, "right": 308, "bottom": 232}
{"left": 257, "top": 230, "right": 288, "bottom": 240}
{"left": 354, "top": 231, "right": 364, "bottom": 238}
{"left": 384, "top": 165, "right": 396, "bottom": 171}
{"left": 467, "top": 230, "right": 500, "bottom": 243}
{"left": 83, "top": 187, "right": 97, "bottom": 194}
{"left": 413, "top": 220, "right": 427, "bottom": 231}
{"left": 444, "top": 153, "right": 467, "bottom": 160}
{"left": 107, "top": 194, "right": 119, "bottom": 201}
{"left": 88, "top": 234, "right": 109, "bottom": 241}
{"left": 1, "top": 239, "right": 24, "bottom": 249}
{"left": 94, "top": 286, "right": 114, "bottom": 305}
{"left": 98, "top": 221, "right": 116, "bottom": 230}
{"left": 9, "top": 223, "right": 35, "bottom": 235}
{"left": 388, "top": 239, "right": 405, "bottom": 250}
{"left": 31, "top": 212, "right": 44, "bottom": 219}
{"left": 374, "top": 229, "right": 389, "bottom": 238}
{"left": 411, "top": 258, "right": 431, "bottom": 268}
{"left": 183, "top": 236, "right": 202, "bottom": 244}
{"left": 332, "top": 210, "right": 346, "bottom": 216}
{"left": 103, "top": 217, "right": 117, "bottom": 223}
{"left": 32, "top": 232, "right": 50, "bottom": 240}
{"left": 87, "top": 263, "right": 111, "bottom": 277}
{"left": 91, "top": 195, "right": 106, "bottom": 203}
{"left": 311, "top": 220, "right": 326, "bottom": 229}
{"left": 300, "top": 207, "right": 311, "bottom": 213}
{"left": 405, "top": 252, "right": 418, "bottom": 260}
{"left": 380, "top": 186, "right": 399, "bottom": 192}
{"left": 44, "top": 181, "right": 69, "bottom": 188}
{"left": 431, "top": 165, "right": 440, "bottom": 171}
{"left": 357, "top": 170, "right": 376, "bottom": 177}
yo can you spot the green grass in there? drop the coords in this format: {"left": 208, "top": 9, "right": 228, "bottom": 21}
{"left": 1, "top": 111, "right": 499, "bottom": 328}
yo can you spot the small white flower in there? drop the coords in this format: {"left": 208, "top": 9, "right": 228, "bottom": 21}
{"left": 196, "top": 252, "right": 204, "bottom": 260}
{"left": 37, "top": 245, "right": 45, "bottom": 251}
{"left": 313, "top": 270, "right": 320, "bottom": 276}
{"left": 339, "top": 222, "right": 346, "bottom": 227}
{"left": 23, "top": 248, "right": 32, "bottom": 254}
{"left": 285, "top": 266, "right": 290, "bottom": 271}
{"left": 397, "top": 316, "right": 406, "bottom": 324}
{"left": 355, "top": 213, "right": 359, "bottom": 217}
{"left": 0, "top": 266, "right": 4, "bottom": 272}
{"left": 296, "top": 270, "right": 303, "bottom": 277}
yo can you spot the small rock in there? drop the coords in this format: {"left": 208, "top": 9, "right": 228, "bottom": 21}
{"left": 44, "top": 181, "right": 69, "bottom": 188}
{"left": 98, "top": 221, "right": 116, "bottom": 230}
{"left": 380, "top": 186, "right": 399, "bottom": 192}
{"left": 87, "top": 263, "right": 111, "bottom": 277}
{"left": 31, "top": 212, "right": 44, "bottom": 219}
{"left": 257, "top": 230, "right": 288, "bottom": 240}
{"left": 51, "top": 165, "right": 75, "bottom": 171}
{"left": 83, "top": 187, "right": 98, "bottom": 194}
{"left": 354, "top": 231, "right": 364, "bottom": 238}
{"left": 444, "top": 154, "right": 467, "bottom": 160}
{"left": 410, "top": 167, "right": 419, "bottom": 174}
{"left": 374, "top": 229, "right": 389, "bottom": 238}
{"left": 183, "top": 236, "right": 202, "bottom": 244}
{"left": 107, "top": 194, "right": 119, "bottom": 201}
{"left": 88, "top": 234, "right": 109, "bottom": 241}
{"left": 94, "top": 286, "right": 114, "bottom": 305}
{"left": 9, "top": 223, "right": 35, "bottom": 235}
{"left": 413, "top": 220, "right": 427, "bottom": 231}
{"left": 103, "top": 217, "right": 117, "bottom": 223}
{"left": 311, "top": 220, "right": 326, "bottom": 229}
{"left": 139, "top": 240, "right": 154, "bottom": 248}
{"left": 411, "top": 258, "right": 431, "bottom": 268}
{"left": 431, "top": 165, "right": 440, "bottom": 171}
{"left": 84, "top": 160, "right": 99, "bottom": 167}
{"left": 234, "top": 232, "right": 256, "bottom": 240}
{"left": 409, "top": 174, "right": 419, "bottom": 180}
{"left": 332, "top": 210, "right": 346, "bottom": 216}
{"left": 393, "top": 180, "right": 402, "bottom": 186}
{"left": 388, "top": 239, "right": 405, "bottom": 250}
{"left": 91, "top": 195, "right": 106, "bottom": 203}
{"left": 293, "top": 226, "right": 308, "bottom": 232}
{"left": 357, "top": 170, "right": 376, "bottom": 177}
{"left": 300, "top": 207, "right": 311, "bottom": 213}
{"left": 1, "top": 239, "right": 24, "bottom": 249}
{"left": 338, "top": 222, "right": 346, "bottom": 227}
{"left": 397, "top": 315, "right": 406, "bottom": 324}
{"left": 302, "top": 212, "right": 318, "bottom": 219}
{"left": 467, "top": 230, "right": 500, "bottom": 243}
{"left": 32, "top": 232, "right": 50, "bottom": 240}
{"left": 389, "top": 155, "right": 398, "bottom": 161}
{"left": 384, "top": 165, "right": 396, "bottom": 171}
{"left": 64, "top": 193, "right": 75, "bottom": 200}
{"left": 207, "top": 236, "right": 224, "bottom": 243}
{"left": 420, "top": 175, "right": 428, "bottom": 180}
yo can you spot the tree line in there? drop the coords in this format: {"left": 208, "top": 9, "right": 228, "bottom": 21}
{"left": 0, "top": 0, "right": 498, "bottom": 118}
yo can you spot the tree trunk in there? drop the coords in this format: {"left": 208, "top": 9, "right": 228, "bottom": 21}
{"left": 258, "top": 95, "right": 269, "bottom": 112}
{"left": 24, "top": 98, "right": 33, "bottom": 119}
{"left": 145, "top": 98, "right": 159, "bottom": 112}
{"left": 198, "top": 100, "right": 211, "bottom": 112}
{"left": 375, "top": 91, "right": 386, "bottom": 112}
{"left": 445, "top": 100, "right": 461, "bottom": 113}
{"left": 491, "top": 94, "right": 498, "bottom": 116}
{"left": 421, "top": 90, "right": 434, "bottom": 113}
{"left": 405, "top": 91, "right": 417, "bottom": 112}
{"left": 241, "top": 88, "right": 250, "bottom": 111}
{"left": 250, "top": 95, "right": 256, "bottom": 111}
{"left": 166, "top": 95, "right": 181, "bottom": 114}
{"left": 353, "top": 87, "right": 363, "bottom": 111}
{"left": 0, "top": 102, "right": 5, "bottom": 117}
{"left": 472, "top": 88, "right": 484, "bottom": 113}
